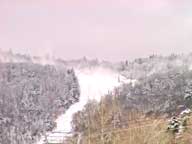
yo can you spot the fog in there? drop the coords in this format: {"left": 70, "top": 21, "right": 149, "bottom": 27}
{"left": 0, "top": 0, "right": 192, "bottom": 61}
{"left": 38, "top": 66, "right": 135, "bottom": 143}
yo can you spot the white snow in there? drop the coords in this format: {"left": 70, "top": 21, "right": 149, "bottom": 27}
{"left": 37, "top": 67, "right": 133, "bottom": 144}
{"left": 180, "top": 108, "right": 191, "bottom": 116}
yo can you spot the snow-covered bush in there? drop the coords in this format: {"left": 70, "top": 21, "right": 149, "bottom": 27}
{"left": 167, "top": 108, "right": 191, "bottom": 136}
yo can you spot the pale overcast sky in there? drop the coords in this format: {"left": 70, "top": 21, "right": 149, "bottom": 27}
{"left": 0, "top": 0, "right": 192, "bottom": 61}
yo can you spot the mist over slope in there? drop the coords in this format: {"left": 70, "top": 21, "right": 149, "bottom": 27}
{"left": 2, "top": 49, "right": 192, "bottom": 78}
{"left": 41, "top": 67, "right": 129, "bottom": 144}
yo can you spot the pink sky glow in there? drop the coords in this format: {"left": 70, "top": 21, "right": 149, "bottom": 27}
{"left": 0, "top": 0, "right": 192, "bottom": 61}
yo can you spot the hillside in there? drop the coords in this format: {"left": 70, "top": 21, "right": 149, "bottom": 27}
{"left": 2, "top": 50, "right": 192, "bottom": 144}
{"left": 65, "top": 54, "right": 192, "bottom": 144}
{"left": 0, "top": 63, "right": 80, "bottom": 144}
{"left": 118, "top": 54, "right": 192, "bottom": 79}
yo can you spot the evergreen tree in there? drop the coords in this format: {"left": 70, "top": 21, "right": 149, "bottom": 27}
{"left": 184, "top": 81, "right": 192, "bottom": 109}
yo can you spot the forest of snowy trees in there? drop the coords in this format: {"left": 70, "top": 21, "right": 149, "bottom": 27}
{"left": 2, "top": 49, "right": 192, "bottom": 144}
{"left": 66, "top": 54, "right": 192, "bottom": 144}
{"left": 0, "top": 63, "right": 80, "bottom": 144}
{"left": 118, "top": 54, "right": 192, "bottom": 79}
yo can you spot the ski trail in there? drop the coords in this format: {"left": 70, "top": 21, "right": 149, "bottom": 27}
{"left": 37, "top": 67, "right": 132, "bottom": 144}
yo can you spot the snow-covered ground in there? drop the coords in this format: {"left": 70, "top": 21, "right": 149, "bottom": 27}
{"left": 37, "top": 67, "right": 133, "bottom": 144}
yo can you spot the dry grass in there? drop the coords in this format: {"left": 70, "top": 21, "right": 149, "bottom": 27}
{"left": 66, "top": 115, "right": 192, "bottom": 144}
{"left": 66, "top": 115, "right": 174, "bottom": 144}
{"left": 65, "top": 98, "right": 192, "bottom": 144}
